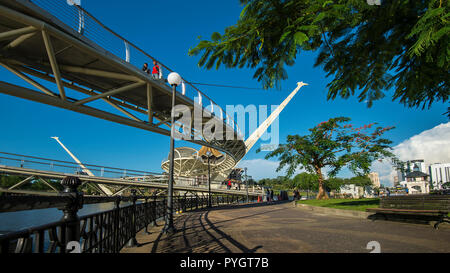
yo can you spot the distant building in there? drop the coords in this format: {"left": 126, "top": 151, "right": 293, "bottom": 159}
{"left": 428, "top": 163, "right": 450, "bottom": 190}
{"left": 393, "top": 175, "right": 399, "bottom": 187}
{"left": 397, "top": 160, "right": 427, "bottom": 182}
{"left": 368, "top": 172, "right": 380, "bottom": 188}
{"left": 400, "top": 170, "right": 430, "bottom": 194}
{"left": 339, "top": 184, "right": 375, "bottom": 198}
{"left": 340, "top": 184, "right": 363, "bottom": 198}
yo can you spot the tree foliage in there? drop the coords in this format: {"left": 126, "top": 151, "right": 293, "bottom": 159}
{"left": 260, "top": 117, "right": 395, "bottom": 199}
{"left": 189, "top": 0, "right": 449, "bottom": 108}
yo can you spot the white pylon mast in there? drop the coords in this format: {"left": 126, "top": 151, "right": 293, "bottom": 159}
{"left": 244, "top": 81, "right": 308, "bottom": 154}
{"left": 51, "top": 136, "right": 114, "bottom": 195}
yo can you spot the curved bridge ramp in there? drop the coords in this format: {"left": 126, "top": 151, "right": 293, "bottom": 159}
{"left": 0, "top": 0, "right": 246, "bottom": 166}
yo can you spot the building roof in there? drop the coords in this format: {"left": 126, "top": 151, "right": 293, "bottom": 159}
{"left": 405, "top": 171, "right": 429, "bottom": 178}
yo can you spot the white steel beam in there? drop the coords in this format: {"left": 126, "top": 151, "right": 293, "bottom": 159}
{"left": 41, "top": 30, "right": 66, "bottom": 100}
{"left": 74, "top": 81, "right": 145, "bottom": 105}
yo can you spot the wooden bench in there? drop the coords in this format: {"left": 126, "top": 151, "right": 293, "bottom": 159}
{"left": 366, "top": 195, "right": 450, "bottom": 229}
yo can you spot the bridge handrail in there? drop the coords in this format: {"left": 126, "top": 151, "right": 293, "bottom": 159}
{"left": 0, "top": 151, "right": 159, "bottom": 178}
{"left": 27, "top": 0, "right": 243, "bottom": 139}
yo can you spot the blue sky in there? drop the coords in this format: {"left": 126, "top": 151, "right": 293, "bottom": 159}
{"left": 0, "top": 0, "right": 448, "bottom": 185}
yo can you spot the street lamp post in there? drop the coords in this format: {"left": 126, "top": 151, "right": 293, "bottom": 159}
{"left": 207, "top": 154, "right": 211, "bottom": 207}
{"left": 162, "top": 72, "right": 182, "bottom": 234}
{"left": 245, "top": 167, "right": 248, "bottom": 203}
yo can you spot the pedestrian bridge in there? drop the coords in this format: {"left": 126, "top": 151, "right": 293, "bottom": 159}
{"left": 0, "top": 0, "right": 246, "bottom": 169}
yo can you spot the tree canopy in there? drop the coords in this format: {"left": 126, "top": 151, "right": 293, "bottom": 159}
{"left": 261, "top": 117, "right": 395, "bottom": 199}
{"left": 189, "top": 0, "right": 449, "bottom": 108}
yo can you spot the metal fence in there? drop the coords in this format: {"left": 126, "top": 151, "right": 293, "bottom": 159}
{"left": 0, "top": 151, "right": 265, "bottom": 194}
{"left": 0, "top": 179, "right": 255, "bottom": 253}
{"left": 0, "top": 151, "right": 159, "bottom": 179}
{"left": 28, "top": 0, "right": 243, "bottom": 138}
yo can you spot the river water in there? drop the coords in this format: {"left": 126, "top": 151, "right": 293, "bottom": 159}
{"left": 0, "top": 202, "right": 133, "bottom": 235}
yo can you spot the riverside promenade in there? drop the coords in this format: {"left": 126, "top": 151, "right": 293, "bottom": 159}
{"left": 121, "top": 201, "right": 450, "bottom": 253}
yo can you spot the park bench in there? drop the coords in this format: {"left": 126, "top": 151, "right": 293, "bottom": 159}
{"left": 366, "top": 195, "right": 450, "bottom": 229}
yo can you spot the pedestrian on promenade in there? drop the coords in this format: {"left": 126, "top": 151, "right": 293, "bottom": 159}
{"left": 266, "top": 189, "right": 271, "bottom": 202}
{"left": 227, "top": 180, "right": 232, "bottom": 190}
{"left": 293, "top": 189, "right": 300, "bottom": 200}
{"left": 270, "top": 190, "right": 274, "bottom": 202}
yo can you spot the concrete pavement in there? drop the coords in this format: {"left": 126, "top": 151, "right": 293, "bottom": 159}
{"left": 121, "top": 201, "right": 450, "bottom": 253}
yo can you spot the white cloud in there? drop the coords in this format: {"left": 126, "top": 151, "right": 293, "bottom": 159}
{"left": 371, "top": 122, "right": 450, "bottom": 186}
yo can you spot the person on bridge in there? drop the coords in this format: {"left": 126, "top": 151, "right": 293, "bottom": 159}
{"left": 152, "top": 60, "right": 161, "bottom": 80}
{"left": 142, "top": 63, "right": 150, "bottom": 74}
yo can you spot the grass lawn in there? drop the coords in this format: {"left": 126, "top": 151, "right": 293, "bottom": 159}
{"left": 296, "top": 198, "right": 380, "bottom": 212}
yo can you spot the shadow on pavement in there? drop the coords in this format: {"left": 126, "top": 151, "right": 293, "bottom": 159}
{"left": 146, "top": 202, "right": 282, "bottom": 253}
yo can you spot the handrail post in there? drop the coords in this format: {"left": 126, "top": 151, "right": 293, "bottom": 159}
{"left": 114, "top": 196, "right": 121, "bottom": 252}
{"left": 125, "top": 189, "right": 138, "bottom": 248}
{"left": 183, "top": 193, "right": 187, "bottom": 213}
{"left": 144, "top": 197, "right": 151, "bottom": 235}
{"left": 150, "top": 193, "right": 158, "bottom": 227}
{"left": 59, "top": 176, "right": 83, "bottom": 253}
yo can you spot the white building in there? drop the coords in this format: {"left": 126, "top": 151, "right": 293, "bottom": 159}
{"left": 428, "top": 163, "right": 450, "bottom": 190}
{"left": 340, "top": 184, "right": 363, "bottom": 198}
{"left": 368, "top": 172, "right": 380, "bottom": 188}
{"left": 400, "top": 170, "right": 430, "bottom": 194}
{"left": 396, "top": 159, "right": 427, "bottom": 182}
{"left": 339, "top": 184, "right": 375, "bottom": 198}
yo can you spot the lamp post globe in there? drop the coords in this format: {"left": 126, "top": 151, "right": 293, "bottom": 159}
{"left": 167, "top": 72, "right": 182, "bottom": 86}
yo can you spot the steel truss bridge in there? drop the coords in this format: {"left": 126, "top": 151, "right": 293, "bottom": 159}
{"left": 0, "top": 151, "right": 263, "bottom": 197}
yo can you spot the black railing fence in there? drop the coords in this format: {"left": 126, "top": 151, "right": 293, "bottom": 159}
{"left": 0, "top": 176, "right": 255, "bottom": 253}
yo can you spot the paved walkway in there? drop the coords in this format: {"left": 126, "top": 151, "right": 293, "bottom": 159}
{"left": 121, "top": 202, "right": 450, "bottom": 253}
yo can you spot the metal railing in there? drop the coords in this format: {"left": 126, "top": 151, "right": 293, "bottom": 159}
{"left": 28, "top": 0, "right": 243, "bottom": 138}
{"left": 0, "top": 151, "right": 265, "bottom": 194}
{"left": 0, "top": 151, "right": 160, "bottom": 179}
{"left": 0, "top": 178, "right": 257, "bottom": 253}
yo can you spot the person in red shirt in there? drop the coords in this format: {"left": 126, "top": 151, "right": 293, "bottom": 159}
{"left": 152, "top": 60, "right": 160, "bottom": 80}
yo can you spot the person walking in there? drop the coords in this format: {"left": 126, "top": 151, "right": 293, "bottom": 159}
{"left": 270, "top": 190, "right": 274, "bottom": 202}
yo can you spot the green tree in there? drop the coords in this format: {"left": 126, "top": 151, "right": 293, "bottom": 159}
{"left": 189, "top": 0, "right": 449, "bottom": 108}
{"left": 293, "top": 172, "right": 318, "bottom": 191}
{"left": 261, "top": 117, "right": 395, "bottom": 199}
{"left": 325, "top": 177, "right": 345, "bottom": 192}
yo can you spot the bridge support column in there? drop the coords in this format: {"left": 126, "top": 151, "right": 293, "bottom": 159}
{"left": 58, "top": 176, "right": 83, "bottom": 251}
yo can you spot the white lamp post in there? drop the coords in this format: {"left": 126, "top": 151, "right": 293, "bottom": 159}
{"left": 162, "top": 72, "right": 182, "bottom": 234}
